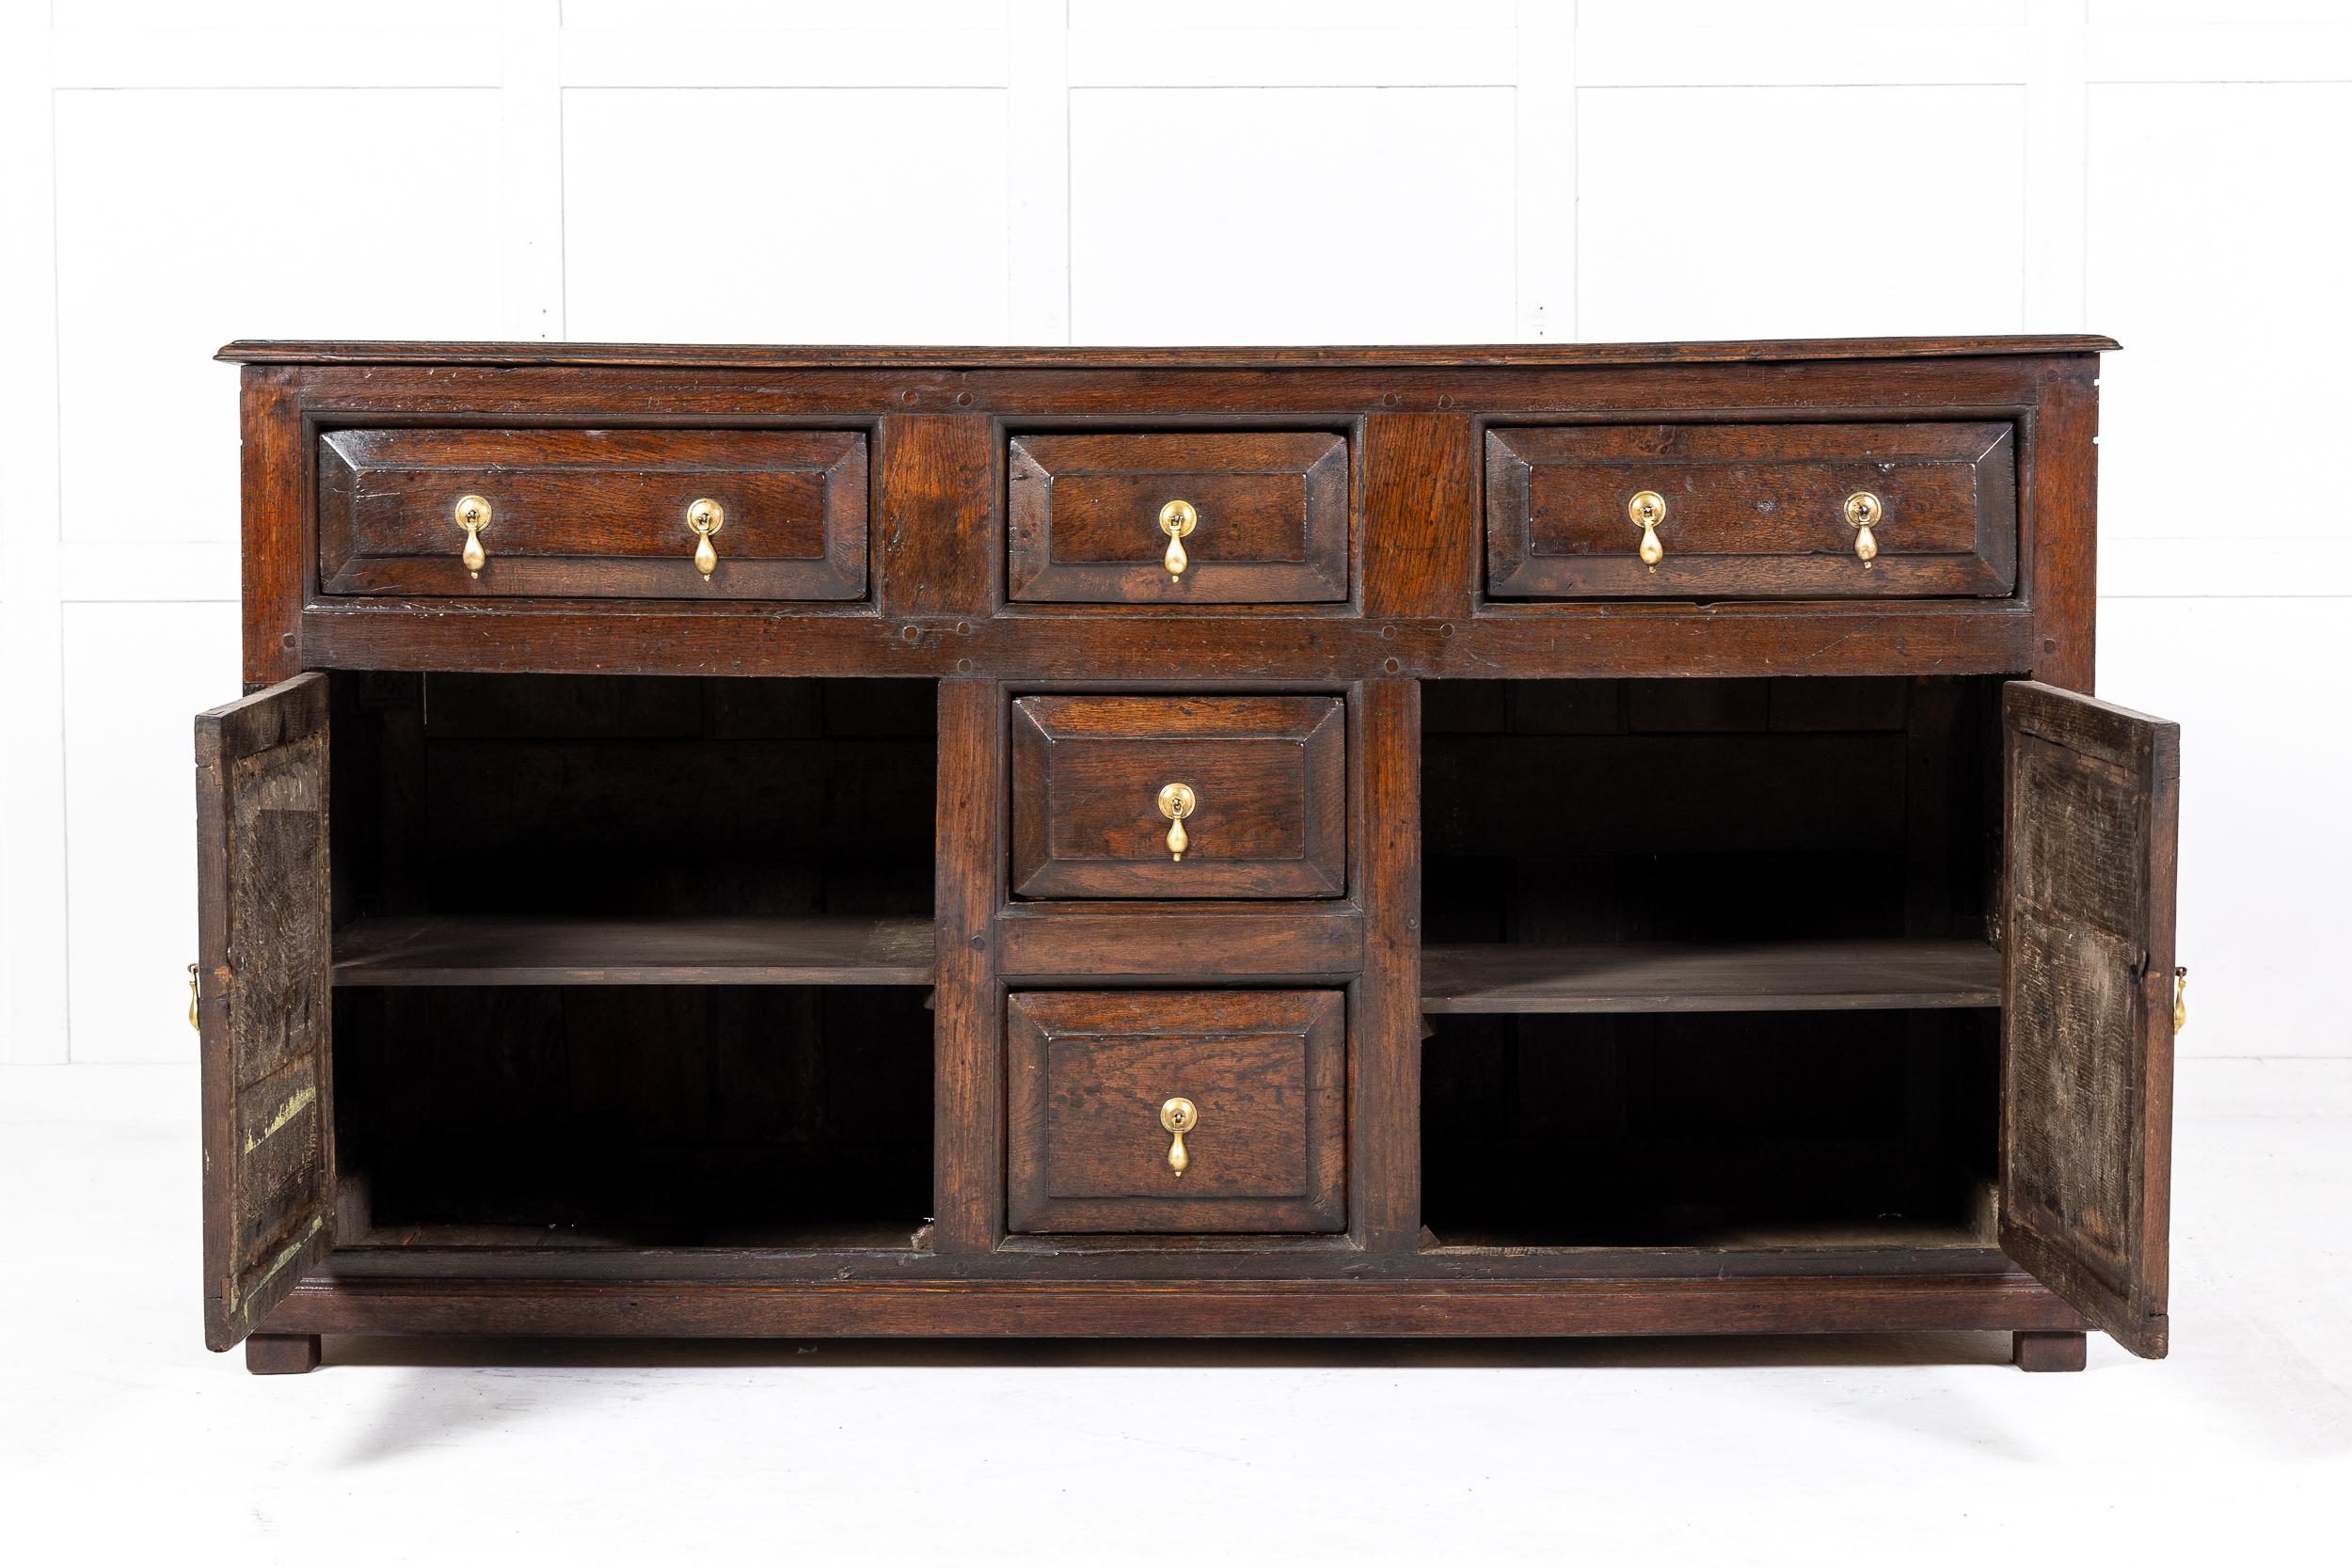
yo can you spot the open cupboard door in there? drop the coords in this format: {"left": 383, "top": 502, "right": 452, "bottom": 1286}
{"left": 196, "top": 673, "right": 335, "bottom": 1351}
{"left": 2000, "top": 681, "right": 2180, "bottom": 1358}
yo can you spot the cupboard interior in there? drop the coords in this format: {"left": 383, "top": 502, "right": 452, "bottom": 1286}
{"left": 1418, "top": 675, "right": 2009, "bottom": 1248}
{"left": 1421, "top": 674, "right": 2007, "bottom": 978}
{"left": 332, "top": 984, "right": 933, "bottom": 1248}
{"left": 326, "top": 673, "right": 938, "bottom": 1249}
{"left": 330, "top": 672, "right": 939, "bottom": 930}
{"left": 1422, "top": 1008, "right": 1999, "bottom": 1248}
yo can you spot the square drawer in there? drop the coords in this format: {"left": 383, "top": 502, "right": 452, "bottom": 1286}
{"left": 1007, "top": 989, "right": 1346, "bottom": 1234}
{"left": 1486, "top": 421, "right": 2015, "bottom": 599}
{"left": 318, "top": 428, "right": 868, "bottom": 600}
{"left": 1008, "top": 432, "right": 1348, "bottom": 603}
{"left": 1010, "top": 694, "right": 1345, "bottom": 899}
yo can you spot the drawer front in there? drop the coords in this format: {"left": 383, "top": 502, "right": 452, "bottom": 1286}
{"left": 1010, "top": 694, "right": 1345, "bottom": 899}
{"left": 1008, "top": 432, "right": 1348, "bottom": 603}
{"left": 318, "top": 428, "right": 868, "bottom": 600}
{"left": 1007, "top": 989, "right": 1346, "bottom": 1233}
{"left": 1486, "top": 421, "right": 2015, "bottom": 599}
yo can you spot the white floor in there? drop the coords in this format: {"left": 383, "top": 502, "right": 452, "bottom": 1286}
{"left": 3, "top": 1059, "right": 2346, "bottom": 1567}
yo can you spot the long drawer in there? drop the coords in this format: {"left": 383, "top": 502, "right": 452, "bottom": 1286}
{"left": 1486, "top": 420, "right": 2017, "bottom": 599}
{"left": 317, "top": 427, "right": 868, "bottom": 600}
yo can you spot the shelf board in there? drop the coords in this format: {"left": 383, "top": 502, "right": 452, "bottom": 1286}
{"left": 1422, "top": 1215, "right": 1994, "bottom": 1252}
{"left": 342, "top": 1218, "right": 931, "bottom": 1252}
{"left": 1419, "top": 938, "right": 2000, "bottom": 1015}
{"left": 333, "top": 913, "right": 934, "bottom": 988}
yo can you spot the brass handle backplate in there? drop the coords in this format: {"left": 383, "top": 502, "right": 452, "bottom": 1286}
{"left": 1629, "top": 490, "right": 1666, "bottom": 568}
{"left": 1845, "top": 491, "right": 1883, "bottom": 566}
{"left": 1157, "top": 781, "right": 1196, "bottom": 862}
{"left": 1159, "top": 499, "right": 1197, "bottom": 580}
{"left": 1160, "top": 1096, "right": 1199, "bottom": 1176}
{"left": 454, "top": 494, "right": 492, "bottom": 578}
{"left": 686, "top": 498, "right": 725, "bottom": 579}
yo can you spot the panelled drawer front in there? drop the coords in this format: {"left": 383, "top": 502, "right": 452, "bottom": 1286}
{"left": 1010, "top": 694, "right": 1345, "bottom": 899}
{"left": 1007, "top": 989, "right": 1346, "bottom": 1233}
{"left": 1008, "top": 432, "right": 1349, "bottom": 603}
{"left": 1486, "top": 421, "right": 2016, "bottom": 599}
{"left": 318, "top": 428, "right": 868, "bottom": 600}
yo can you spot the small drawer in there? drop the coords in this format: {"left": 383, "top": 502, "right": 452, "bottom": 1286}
{"left": 318, "top": 428, "right": 867, "bottom": 600}
{"left": 1010, "top": 694, "right": 1345, "bottom": 899}
{"left": 1486, "top": 421, "right": 2016, "bottom": 599}
{"left": 1007, "top": 989, "right": 1345, "bottom": 1234}
{"left": 1008, "top": 432, "right": 1348, "bottom": 603}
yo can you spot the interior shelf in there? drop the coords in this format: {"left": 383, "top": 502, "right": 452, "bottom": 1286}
{"left": 1422, "top": 1214, "right": 1993, "bottom": 1253}
{"left": 343, "top": 1218, "right": 930, "bottom": 1252}
{"left": 333, "top": 913, "right": 934, "bottom": 988}
{"left": 1419, "top": 938, "right": 2001, "bottom": 1015}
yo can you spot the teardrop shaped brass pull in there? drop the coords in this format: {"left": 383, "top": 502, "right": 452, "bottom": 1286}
{"left": 2172, "top": 966, "right": 2188, "bottom": 1036}
{"left": 454, "top": 495, "right": 492, "bottom": 578}
{"left": 186, "top": 962, "right": 199, "bottom": 1032}
{"left": 686, "top": 498, "right": 724, "bottom": 580}
{"left": 1160, "top": 499, "right": 1196, "bottom": 580}
{"left": 1157, "top": 781, "right": 1196, "bottom": 862}
{"left": 1845, "top": 491, "right": 1883, "bottom": 567}
{"left": 1160, "top": 1096, "right": 1198, "bottom": 1176}
{"left": 1629, "top": 490, "right": 1665, "bottom": 569}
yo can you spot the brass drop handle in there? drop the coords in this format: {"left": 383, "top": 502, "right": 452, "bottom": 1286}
{"left": 1160, "top": 1096, "right": 1198, "bottom": 1176}
{"left": 1845, "top": 491, "right": 1883, "bottom": 566}
{"left": 2173, "top": 966, "right": 2188, "bottom": 1036}
{"left": 1629, "top": 490, "right": 1666, "bottom": 568}
{"left": 1159, "top": 499, "right": 1197, "bottom": 581}
{"left": 186, "top": 963, "right": 199, "bottom": 1032}
{"left": 1157, "top": 781, "right": 1196, "bottom": 862}
{"left": 453, "top": 494, "right": 492, "bottom": 578}
{"left": 686, "top": 498, "right": 725, "bottom": 579}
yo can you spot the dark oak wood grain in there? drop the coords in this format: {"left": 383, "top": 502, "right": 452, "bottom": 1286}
{"left": 1422, "top": 939, "right": 2001, "bottom": 1014}
{"left": 1355, "top": 678, "right": 1422, "bottom": 1253}
{"left": 220, "top": 334, "right": 2122, "bottom": 369}
{"left": 333, "top": 913, "right": 933, "bottom": 987}
{"left": 2012, "top": 1329, "right": 2088, "bottom": 1372}
{"left": 295, "top": 598, "right": 2047, "bottom": 684}
{"left": 1009, "top": 693, "right": 1346, "bottom": 898}
{"left": 1360, "top": 414, "right": 1476, "bottom": 621}
{"left": 197, "top": 673, "right": 336, "bottom": 1351}
{"left": 995, "top": 901, "right": 1362, "bottom": 981}
{"left": 1487, "top": 421, "right": 2015, "bottom": 599}
{"left": 1009, "top": 431, "right": 1348, "bottom": 603}
{"left": 240, "top": 366, "right": 303, "bottom": 687}
{"left": 192, "top": 335, "right": 2179, "bottom": 1373}
{"left": 310, "top": 1234, "right": 2032, "bottom": 1282}
{"left": 263, "top": 1269, "right": 2084, "bottom": 1338}
{"left": 931, "top": 678, "right": 1004, "bottom": 1254}
{"left": 880, "top": 414, "right": 995, "bottom": 620}
{"left": 1006, "top": 990, "right": 1346, "bottom": 1234}
{"left": 317, "top": 428, "right": 868, "bottom": 600}
{"left": 2000, "top": 681, "right": 2179, "bottom": 1359}
{"left": 244, "top": 1333, "right": 323, "bottom": 1374}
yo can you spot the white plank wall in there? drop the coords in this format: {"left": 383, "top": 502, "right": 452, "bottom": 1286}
{"left": 0, "top": 0, "right": 2344, "bottom": 1066}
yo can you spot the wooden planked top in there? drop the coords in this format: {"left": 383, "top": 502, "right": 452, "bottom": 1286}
{"left": 333, "top": 913, "right": 934, "bottom": 987}
{"left": 1420, "top": 939, "right": 2002, "bottom": 1015}
{"left": 216, "top": 334, "right": 2119, "bottom": 369}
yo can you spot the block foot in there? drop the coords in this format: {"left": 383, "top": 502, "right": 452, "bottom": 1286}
{"left": 2012, "top": 1330, "right": 2087, "bottom": 1372}
{"left": 245, "top": 1333, "right": 323, "bottom": 1375}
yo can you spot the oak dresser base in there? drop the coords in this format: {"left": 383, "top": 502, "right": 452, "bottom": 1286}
{"left": 197, "top": 338, "right": 2173, "bottom": 1382}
